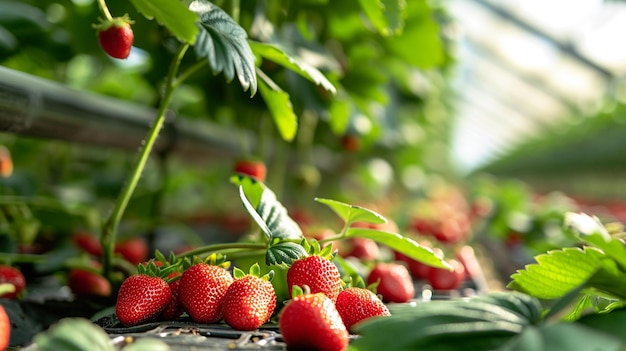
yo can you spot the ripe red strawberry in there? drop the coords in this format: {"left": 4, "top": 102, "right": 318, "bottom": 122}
{"left": 287, "top": 255, "right": 342, "bottom": 302}
{"left": 335, "top": 287, "right": 390, "bottom": 332}
{"left": 177, "top": 262, "right": 233, "bottom": 323}
{"left": 234, "top": 159, "right": 266, "bottom": 182}
{"left": 115, "top": 274, "right": 171, "bottom": 326}
{"left": 68, "top": 268, "right": 111, "bottom": 298}
{"left": 221, "top": 265, "right": 276, "bottom": 331}
{"left": 279, "top": 290, "right": 349, "bottom": 351}
{"left": 427, "top": 258, "right": 466, "bottom": 291}
{"left": 367, "top": 262, "right": 414, "bottom": 303}
{"left": 0, "top": 304, "right": 9, "bottom": 351}
{"left": 161, "top": 272, "right": 183, "bottom": 321}
{"left": 114, "top": 237, "right": 149, "bottom": 265}
{"left": 0, "top": 146, "right": 12, "bottom": 178}
{"left": 340, "top": 237, "right": 379, "bottom": 261}
{"left": 96, "top": 16, "right": 134, "bottom": 59}
{"left": 340, "top": 134, "right": 361, "bottom": 152}
{"left": 0, "top": 265, "right": 25, "bottom": 299}
{"left": 72, "top": 232, "right": 103, "bottom": 257}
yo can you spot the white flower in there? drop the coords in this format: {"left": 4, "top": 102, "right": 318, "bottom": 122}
{"left": 564, "top": 212, "right": 610, "bottom": 241}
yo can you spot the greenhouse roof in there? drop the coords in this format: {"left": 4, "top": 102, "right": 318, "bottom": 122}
{"left": 448, "top": 0, "right": 626, "bottom": 174}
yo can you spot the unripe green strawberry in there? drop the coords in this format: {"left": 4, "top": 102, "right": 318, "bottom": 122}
{"left": 335, "top": 287, "right": 390, "bottom": 332}
{"left": 115, "top": 274, "right": 171, "bottom": 326}
{"left": 221, "top": 264, "right": 276, "bottom": 331}
{"left": 95, "top": 16, "right": 134, "bottom": 59}
{"left": 279, "top": 287, "right": 349, "bottom": 351}
{"left": 177, "top": 262, "right": 233, "bottom": 323}
{"left": 287, "top": 255, "right": 342, "bottom": 302}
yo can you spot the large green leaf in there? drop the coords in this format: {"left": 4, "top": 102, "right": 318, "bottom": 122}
{"left": 566, "top": 212, "right": 626, "bottom": 271}
{"left": 347, "top": 227, "right": 450, "bottom": 270}
{"left": 129, "top": 0, "right": 198, "bottom": 44}
{"left": 257, "top": 71, "right": 298, "bottom": 141}
{"left": 34, "top": 318, "right": 114, "bottom": 351}
{"left": 238, "top": 178, "right": 303, "bottom": 241}
{"left": 386, "top": 0, "right": 443, "bottom": 69}
{"left": 265, "top": 240, "right": 308, "bottom": 266}
{"left": 249, "top": 41, "right": 336, "bottom": 95}
{"left": 358, "top": 0, "right": 407, "bottom": 36}
{"left": 190, "top": 0, "right": 257, "bottom": 95}
{"left": 352, "top": 292, "right": 537, "bottom": 351}
{"left": 315, "top": 198, "right": 387, "bottom": 225}
{"left": 508, "top": 247, "right": 606, "bottom": 300}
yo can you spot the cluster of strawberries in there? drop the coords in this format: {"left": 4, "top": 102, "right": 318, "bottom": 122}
{"left": 115, "top": 253, "right": 392, "bottom": 351}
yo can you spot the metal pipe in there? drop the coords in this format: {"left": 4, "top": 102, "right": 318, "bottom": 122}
{"left": 0, "top": 66, "right": 248, "bottom": 160}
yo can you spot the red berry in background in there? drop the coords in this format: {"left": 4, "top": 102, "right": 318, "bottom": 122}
{"left": 115, "top": 274, "right": 171, "bottom": 327}
{"left": 335, "top": 287, "right": 390, "bottom": 332}
{"left": 367, "top": 262, "right": 414, "bottom": 303}
{"left": 68, "top": 268, "right": 111, "bottom": 298}
{"left": 177, "top": 263, "right": 233, "bottom": 323}
{"left": 340, "top": 134, "right": 361, "bottom": 152}
{"left": 96, "top": 17, "right": 134, "bottom": 59}
{"left": 0, "top": 304, "right": 9, "bottom": 351}
{"left": 455, "top": 245, "right": 481, "bottom": 281}
{"left": 279, "top": 292, "right": 349, "bottom": 351}
{"left": 427, "top": 259, "right": 466, "bottom": 291}
{"left": 114, "top": 237, "right": 149, "bottom": 265}
{"left": 287, "top": 255, "right": 342, "bottom": 302}
{"left": 340, "top": 237, "right": 379, "bottom": 261}
{"left": 72, "top": 232, "right": 103, "bottom": 257}
{"left": 0, "top": 266, "right": 25, "bottom": 299}
{"left": 397, "top": 246, "right": 444, "bottom": 280}
{"left": 234, "top": 159, "right": 267, "bottom": 182}
{"left": 0, "top": 146, "right": 13, "bottom": 178}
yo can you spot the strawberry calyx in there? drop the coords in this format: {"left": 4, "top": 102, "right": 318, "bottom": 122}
{"left": 290, "top": 284, "right": 311, "bottom": 298}
{"left": 181, "top": 252, "right": 231, "bottom": 271}
{"left": 232, "top": 263, "right": 274, "bottom": 282}
{"left": 301, "top": 238, "right": 336, "bottom": 261}
{"left": 93, "top": 14, "right": 134, "bottom": 31}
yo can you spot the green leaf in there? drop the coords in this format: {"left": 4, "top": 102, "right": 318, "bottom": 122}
{"left": 249, "top": 41, "right": 336, "bottom": 95}
{"left": 315, "top": 198, "right": 387, "bottom": 225}
{"left": 347, "top": 227, "right": 451, "bottom": 270}
{"left": 266, "top": 241, "right": 308, "bottom": 266}
{"left": 257, "top": 71, "right": 298, "bottom": 141}
{"left": 328, "top": 95, "right": 351, "bottom": 135}
{"left": 358, "top": 0, "right": 407, "bottom": 36}
{"left": 238, "top": 180, "right": 303, "bottom": 241}
{"left": 130, "top": 0, "right": 198, "bottom": 44}
{"left": 386, "top": 0, "right": 443, "bottom": 69}
{"left": 577, "top": 307, "right": 626, "bottom": 343}
{"left": 34, "top": 318, "right": 115, "bottom": 351}
{"left": 508, "top": 247, "right": 605, "bottom": 300}
{"left": 190, "top": 0, "right": 257, "bottom": 95}
{"left": 353, "top": 292, "right": 536, "bottom": 351}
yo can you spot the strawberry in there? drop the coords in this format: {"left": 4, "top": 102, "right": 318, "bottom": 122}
{"left": 287, "top": 255, "right": 342, "bottom": 302}
{"left": 367, "top": 262, "right": 415, "bottom": 303}
{"left": 68, "top": 268, "right": 111, "bottom": 298}
{"left": 234, "top": 158, "right": 266, "bottom": 182}
{"left": 161, "top": 272, "right": 183, "bottom": 321}
{"left": 114, "top": 237, "right": 149, "bottom": 265}
{"left": 221, "top": 264, "right": 276, "bottom": 331}
{"left": 115, "top": 274, "right": 171, "bottom": 327}
{"left": 0, "top": 265, "right": 25, "bottom": 299}
{"left": 335, "top": 287, "right": 390, "bottom": 332}
{"left": 0, "top": 146, "right": 12, "bottom": 178}
{"left": 95, "top": 16, "right": 134, "bottom": 59}
{"left": 0, "top": 304, "right": 9, "bottom": 351}
{"left": 427, "top": 258, "right": 465, "bottom": 291}
{"left": 340, "top": 134, "right": 361, "bottom": 152}
{"left": 279, "top": 287, "right": 349, "bottom": 351}
{"left": 72, "top": 232, "right": 103, "bottom": 257}
{"left": 177, "top": 261, "right": 233, "bottom": 323}
{"left": 340, "top": 237, "right": 379, "bottom": 261}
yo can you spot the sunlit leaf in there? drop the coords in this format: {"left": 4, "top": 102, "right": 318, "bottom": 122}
{"left": 190, "top": 0, "right": 256, "bottom": 95}
{"left": 249, "top": 41, "right": 336, "bottom": 95}
{"left": 347, "top": 227, "right": 450, "bottom": 269}
{"left": 509, "top": 247, "right": 605, "bottom": 300}
{"left": 358, "top": 0, "right": 407, "bottom": 36}
{"left": 238, "top": 178, "right": 302, "bottom": 241}
{"left": 257, "top": 70, "right": 298, "bottom": 141}
{"left": 130, "top": 0, "right": 198, "bottom": 44}
{"left": 315, "top": 198, "right": 386, "bottom": 225}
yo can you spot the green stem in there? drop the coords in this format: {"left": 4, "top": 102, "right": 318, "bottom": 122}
{"left": 96, "top": 0, "right": 113, "bottom": 21}
{"left": 177, "top": 242, "right": 267, "bottom": 259}
{"left": 173, "top": 60, "right": 207, "bottom": 88}
{"left": 101, "top": 43, "right": 190, "bottom": 280}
